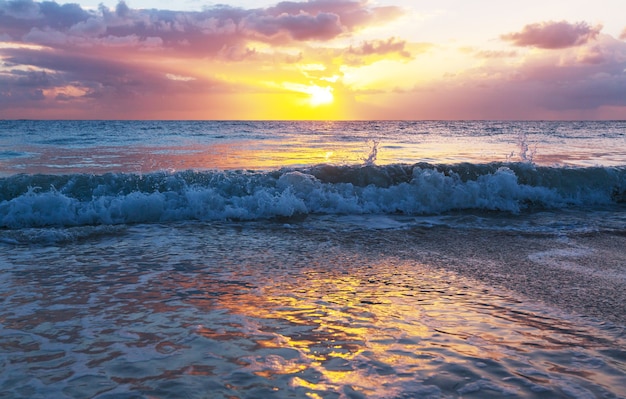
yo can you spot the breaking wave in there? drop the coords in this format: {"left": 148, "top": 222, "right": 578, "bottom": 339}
{"left": 1, "top": 163, "right": 624, "bottom": 229}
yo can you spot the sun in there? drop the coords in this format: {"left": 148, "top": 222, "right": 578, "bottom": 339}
{"left": 278, "top": 82, "right": 337, "bottom": 117}
{"left": 307, "top": 85, "right": 334, "bottom": 106}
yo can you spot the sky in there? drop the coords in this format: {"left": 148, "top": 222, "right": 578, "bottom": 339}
{"left": 1, "top": 0, "right": 625, "bottom": 120}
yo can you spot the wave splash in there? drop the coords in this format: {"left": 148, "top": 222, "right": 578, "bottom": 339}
{"left": 1, "top": 163, "right": 624, "bottom": 229}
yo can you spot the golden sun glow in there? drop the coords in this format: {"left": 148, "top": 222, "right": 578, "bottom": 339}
{"left": 308, "top": 85, "right": 334, "bottom": 106}
{"left": 282, "top": 82, "right": 335, "bottom": 108}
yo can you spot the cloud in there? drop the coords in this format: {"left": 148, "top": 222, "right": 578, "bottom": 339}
{"left": 0, "top": 68, "right": 48, "bottom": 107}
{"left": 0, "top": 45, "right": 218, "bottom": 112}
{"left": 620, "top": 27, "right": 626, "bottom": 41}
{"left": 348, "top": 37, "right": 411, "bottom": 58}
{"left": 0, "top": 0, "right": 406, "bottom": 54}
{"left": 266, "top": 0, "right": 403, "bottom": 32}
{"left": 576, "top": 45, "right": 605, "bottom": 64}
{"left": 506, "top": 35, "right": 626, "bottom": 111}
{"left": 244, "top": 11, "right": 344, "bottom": 41}
{"left": 373, "top": 33, "right": 626, "bottom": 119}
{"left": 1, "top": 0, "right": 404, "bottom": 51}
{"left": 0, "top": 0, "right": 91, "bottom": 38}
{"left": 166, "top": 73, "right": 195, "bottom": 82}
{"left": 335, "top": 37, "right": 415, "bottom": 67}
{"left": 501, "top": 21, "right": 602, "bottom": 49}
{"left": 0, "top": 0, "right": 40, "bottom": 19}
{"left": 473, "top": 50, "right": 519, "bottom": 59}
{"left": 115, "top": 0, "right": 130, "bottom": 18}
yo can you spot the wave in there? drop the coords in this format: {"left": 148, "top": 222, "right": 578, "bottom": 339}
{"left": 1, "top": 163, "right": 624, "bottom": 229}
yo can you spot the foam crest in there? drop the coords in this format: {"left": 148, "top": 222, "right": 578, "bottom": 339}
{"left": 1, "top": 163, "right": 624, "bottom": 228}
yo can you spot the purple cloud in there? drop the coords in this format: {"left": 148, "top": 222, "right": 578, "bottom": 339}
{"left": 0, "top": 0, "right": 91, "bottom": 38}
{"left": 501, "top": 21, "right": 602, "bottom": 49}
{"left": 266, "top": 0, "right": 403, "bottom": 31}
{"left": 1, "top": 0, "right": 403, "bottom": 51}
{"left": 244, "top": 11, "right": 344, "bottom": 41}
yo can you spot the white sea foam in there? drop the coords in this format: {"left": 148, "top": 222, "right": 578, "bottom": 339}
{"left": 0, "top": 163, "right": 624, "bottom": 229}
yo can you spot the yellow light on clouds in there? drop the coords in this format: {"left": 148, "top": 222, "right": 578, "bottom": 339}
{"left": 282, "top": 82, "right": 335, "bottom": 107}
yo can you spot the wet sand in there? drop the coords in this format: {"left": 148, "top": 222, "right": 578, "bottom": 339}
{"left": 315, "top": 227, "right": 626, "bottom": 326}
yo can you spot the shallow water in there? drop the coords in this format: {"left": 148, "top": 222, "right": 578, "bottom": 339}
{"left": 1, "top": 221, "right": 625, "bottom": 399}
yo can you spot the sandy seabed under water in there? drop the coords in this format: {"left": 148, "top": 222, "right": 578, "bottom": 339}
{"left": 0, "top": 220, "right": 625, "bottom": 398}
{"left": 330, "top": 225, "right": 626, "bottom": 326}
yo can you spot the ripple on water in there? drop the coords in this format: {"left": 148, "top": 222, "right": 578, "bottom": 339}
{"left": 0, "top": 223, "right": 625, "bottom": 398}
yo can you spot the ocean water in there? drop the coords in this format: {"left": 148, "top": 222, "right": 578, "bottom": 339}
{"left": 1, "top": 120, "right": 625, "bottom": 398}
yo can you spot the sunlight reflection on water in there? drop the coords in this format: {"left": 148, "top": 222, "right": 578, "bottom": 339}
{"left": 1, "top": 222, "right": 625, "bottom": 398}
{"left": 2, "top": 120, "right": 626, "bottom": 176}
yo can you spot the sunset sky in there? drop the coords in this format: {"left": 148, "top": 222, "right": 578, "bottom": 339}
{"left": 1, "top": 0, "right": 625, "bottom": 120}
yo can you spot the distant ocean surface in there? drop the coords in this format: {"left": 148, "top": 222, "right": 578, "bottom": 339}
{"left": 1, "top": 120, "right": 625, "bottom": 398}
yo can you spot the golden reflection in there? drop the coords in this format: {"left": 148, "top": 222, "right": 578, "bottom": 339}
{"left": 8, "top": 141, "right": 366, "bottom": 175}
{"left": 172, "top": 264, "right": 444, "bottom": 395}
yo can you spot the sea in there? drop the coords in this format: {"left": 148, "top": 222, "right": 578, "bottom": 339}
{"left": 0, "top": 120, "right": 625, "bottom": 399}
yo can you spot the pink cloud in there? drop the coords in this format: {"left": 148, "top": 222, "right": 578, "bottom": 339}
{"left": 348, "top": 37, "right": 411, "bottom": 58}
{"left": 620, "top": 27, "right": 626, "bottom": 41}
{"left": 576, "top": 46, "right": 605, "bottom": 64}
{"left": 501, "top": 21, "right": 602, "bottom": 49}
